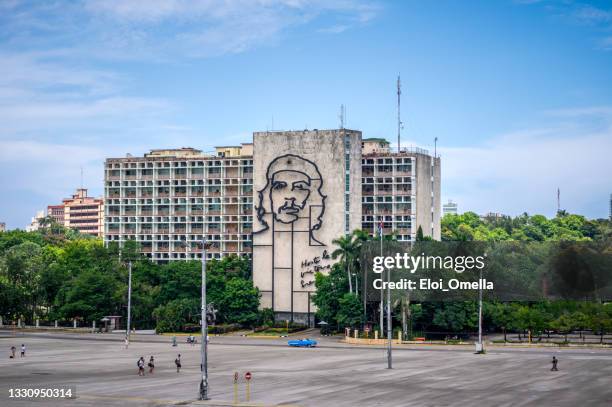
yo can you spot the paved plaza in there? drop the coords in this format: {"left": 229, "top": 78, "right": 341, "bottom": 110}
{"left": 1, "top": 331, "right": 611, "bottom": 406}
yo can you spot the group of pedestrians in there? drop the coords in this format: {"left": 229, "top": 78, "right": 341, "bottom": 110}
{"left": 136, "top": 354, "right": 182, "bottom": 376}
{"left": 8, "top": 344, "right": 25, "bottom": 359}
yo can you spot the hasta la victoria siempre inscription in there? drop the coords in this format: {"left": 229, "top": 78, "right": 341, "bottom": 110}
{"left": 300, "top": 250, "right": 331, "bottom": 288}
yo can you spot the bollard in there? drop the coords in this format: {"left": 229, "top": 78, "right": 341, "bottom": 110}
{"left": 375, "top": 331, "right": 379, "bottom": 340}
{"left": 36, "top": 318, "right": 39, "bottom": 328}
{"left": 354, "top": 329, "right": 359, "bottom": 339}
{"left": 73, "top": 319, "right": 77, "bottom": 329}
{"left": 398, "top": 330, "right": 402, "bottom": 342}
{"left": 233, "top": 372, "right": 239, "bottom": 404}
{"left": 92, "top": 320, "right": 96, "bottom": 333}
{"left": 18, "top": 318, "right": 22, "bottom": 328}
{"left": 54, "top": 320, "right": 58, "bottom": 328}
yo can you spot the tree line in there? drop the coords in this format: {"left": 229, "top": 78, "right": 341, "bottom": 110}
{"left": 0, "top": 218, "right": 266, "bottom": 332}
{"left": 312, "top": 211, "right": 612, "bottom": 340}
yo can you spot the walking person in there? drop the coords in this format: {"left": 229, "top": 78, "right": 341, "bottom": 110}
{"left": 10, "top": 346, "right": 16, "bottom": 359}
{"left": 551, "top": 356, "right": 559, "bottom": 371}
{"left": 148, "top": 356, "right": 155, "bottom": 374}
{"left": 137, "top": 356, "right": 145, "bottom": 376}
{"left": 175, "top": 354, "right": 181, "bottom": 373}
{"left": 20, "top": 344, "right": 26, "bottom": 357}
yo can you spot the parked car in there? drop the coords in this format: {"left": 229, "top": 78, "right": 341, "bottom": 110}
{"left": 288, "top": 338, "right": 317, "bottom": 348}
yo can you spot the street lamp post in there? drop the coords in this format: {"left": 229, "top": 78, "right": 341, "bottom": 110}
{"left": 199, "top": 238, "right": 209, "bottom": 400}
{"left": 126, "top": 261, "right": 132, "bottom": 348}
{"left": 387, "top": 265, "right": 392, "bottom": 369}
{"left": 476, "top": 265, "right": 484, "bottom": 353}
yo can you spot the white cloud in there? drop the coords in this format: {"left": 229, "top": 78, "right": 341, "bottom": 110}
{"left": 0, "top": 1, "right": 381, "bottom": 70}
{"left": 440, "top": 111, "right": 612, "bottom": 218}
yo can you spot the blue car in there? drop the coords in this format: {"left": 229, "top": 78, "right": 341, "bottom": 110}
{"left": 288, "top": 338, "right": 318, "bottom": 348}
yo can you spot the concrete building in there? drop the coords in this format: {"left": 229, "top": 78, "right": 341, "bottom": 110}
{"left": 48, "top": 204, "right": 65, "bottom": 224}
{"left": 104, "top": 145, "right": 254, "bottom": 261}
{"left": 361, "top": 138, "right": 441, "bottom": 241}
{"left": 26, "top": 210, "right": 45, "bottom": 232}
{"left": 103, "top": 130, "right": 441, "bottom": 322}
{"left": 252, "top": 129, "right": 362, "bottom": 324}
{"left": 46, "top": 189, "right": 104, "bottom": 237}
{"left": 443, "top": 199, "right": 458, "bottom": 216}
{"left": 0, "top": 222, "right": 6, "bottom": 232}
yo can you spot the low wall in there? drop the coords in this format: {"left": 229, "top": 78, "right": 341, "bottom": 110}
{"left": 343, "top": 336, "right": 402, "bottom": 345}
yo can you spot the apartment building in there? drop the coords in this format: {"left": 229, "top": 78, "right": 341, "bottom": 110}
{"left": 361, "top": 138, "right": 441, "bottom": 241}
{"left": 104, "top": 145, "right": 254, "bottom": 262}
{"left": 104, "top": 131, "right": 440, "bottom": 263}
{"left": 46, "top": 188, "right": 104, "bottom": 237}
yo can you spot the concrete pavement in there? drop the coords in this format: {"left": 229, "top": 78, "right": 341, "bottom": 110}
{"left": 1, "top": 332, "right": 611, "bottom": 406}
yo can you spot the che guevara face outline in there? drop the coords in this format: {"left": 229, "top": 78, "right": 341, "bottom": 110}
{"left": 269, "top": 169, "right": 312, "bottom": 224}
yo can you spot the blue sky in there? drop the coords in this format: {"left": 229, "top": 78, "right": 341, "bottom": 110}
{"left": 1, "top": 0, "right": 611, "bottom": 229}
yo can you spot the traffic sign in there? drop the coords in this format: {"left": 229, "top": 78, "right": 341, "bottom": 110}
{"left": 245, "top": 371, "right": 252, "bottom": 381}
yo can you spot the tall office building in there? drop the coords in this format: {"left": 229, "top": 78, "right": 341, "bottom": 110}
{"left": 104, "top": 131, "right": 440, "bottom": 266}
{"left": 104, "top": 146, "right": 254, "bottom": 262}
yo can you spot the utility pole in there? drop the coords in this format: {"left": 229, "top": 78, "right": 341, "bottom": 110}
{"left": 387, "top": 264, "right": 392, "bottom": 368}
{"left": 126, "top": 261, "right": 132, "bottom": 348}
{"left": 199, "top": 238, "right": 209, "bottom": 400}
{"left": 477, "top": 266, "right": 483, "bottom": 353}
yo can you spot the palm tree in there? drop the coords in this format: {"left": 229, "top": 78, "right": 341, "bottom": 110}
{"left": 331, "top": 234, "right": 357, "bottom": 294}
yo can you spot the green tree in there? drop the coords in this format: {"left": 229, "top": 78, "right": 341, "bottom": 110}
{"left": 336, "top": 292, "right": 363, "bottom": 328}
{"left": 216, "top": 278, "right": 260, "bottom": 326}
{"left": 550, "top": 313, "right": 574, "bottom": 342}
{"left": 312, "top": 263, "right": 349, "bottom": 330}
{"left": 57, "top": 268, "right": 123, "bottom": 324}
{"left": 0, "top": 241, "right": 43, "bottom": 322}
{"left": 153, "top": 298, "right": 200, "bottom": 333}
{"left": 331, "top": 234, "right": 358, "bottom": 294}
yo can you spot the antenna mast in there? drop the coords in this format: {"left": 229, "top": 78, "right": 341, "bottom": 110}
{"left": 339, "top": 104, "right": 345, "bottom": 129}
{"left": 397, "top": 75, "right": 401, "bottom": 152}
{"left": 80, "top": 166, "right": 83, "bottom": 189}
{"left": 557, "top": 188, "right": 560, "bottom": 213}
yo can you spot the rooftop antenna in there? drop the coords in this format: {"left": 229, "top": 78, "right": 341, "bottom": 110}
{"left": 557, "top": 188, "right": 560, "bottom": 213}
{"left": 80, "top": 166, "right": 83, "bottom": 189}
{"left": 339, "top": 104, "right": 345, "bottom": 129}
{"left": 397, "top": 75, "right": 402, "bottom": 152}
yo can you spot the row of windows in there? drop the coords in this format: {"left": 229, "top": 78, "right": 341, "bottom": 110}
{"left": 106, "top": 160, "right": 253, "bottom": 169}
